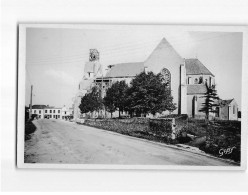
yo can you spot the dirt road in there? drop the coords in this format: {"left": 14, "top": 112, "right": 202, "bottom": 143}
{"left": 25, "top": 119, "right": 234, "bottom": 165}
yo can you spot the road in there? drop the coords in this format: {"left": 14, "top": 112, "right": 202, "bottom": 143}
{"left": 25, "top": 119, "right": 235, "bottom": 166}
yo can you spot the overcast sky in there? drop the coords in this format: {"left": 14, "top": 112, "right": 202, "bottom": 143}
{"left": 25, "top": 27, "right": 242, "bottom": 108}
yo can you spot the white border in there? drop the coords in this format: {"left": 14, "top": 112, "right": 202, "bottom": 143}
{"left": 17, "top": 24, "right": 248, "bottom": 170}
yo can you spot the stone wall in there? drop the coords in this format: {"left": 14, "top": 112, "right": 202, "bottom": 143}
{"left": 77, "top": 117, "right": 176, "bottom": 141}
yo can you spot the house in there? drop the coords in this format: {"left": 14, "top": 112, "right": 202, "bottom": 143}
{"left": 61, "top": 106, "right": 71, "bottom": 120}
{"left": 216, "top": 99, "right": 239, "bottom": 121}
{"left": 30, "top": 105, "right": 47, "bottom": 119}
{"left": 44, "top": 107, "right": 62, "bottom": 119}
{"left": 74, "top": 38, "right": 239, "bottom": 120}
{"left": 29, "top": 105, "right": 72, "bottom": 120}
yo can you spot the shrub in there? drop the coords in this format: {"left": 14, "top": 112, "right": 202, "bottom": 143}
{"left": 25, "top": 121, "right": 36, "bottom": 140}
{"left": 200, "top": 120, "right": 241, "bottom": 162}
{"left": 177, "top": 136, "right": 192, "bottom": 144}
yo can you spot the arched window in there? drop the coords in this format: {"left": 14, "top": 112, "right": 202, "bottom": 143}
{"left": 160, "top": 68, "right": 171, "bottom": 88}
{"left": 194, "top": 78, "right": 198, "bottom": 84}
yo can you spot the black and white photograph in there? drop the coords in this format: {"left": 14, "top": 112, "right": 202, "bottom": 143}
{"left": 17, "top": 24, "right": 247, "bottom": 170}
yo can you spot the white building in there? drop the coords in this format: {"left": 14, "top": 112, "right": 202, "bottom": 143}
{"left": 29, "top": 105, "right": 73, "bottom": 120}
{"left": 30, "top": 105, "right": 46, "bottom": 119}
{"left": 44, "top": 107, "right": 62, "bottom": 119}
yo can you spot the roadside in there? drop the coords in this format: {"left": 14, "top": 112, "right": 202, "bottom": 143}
{"left": 76, "top": 117, "right": 240, "bottom": 165}
{"left": 24, "top": 119, "right": 236, "bottom": 165}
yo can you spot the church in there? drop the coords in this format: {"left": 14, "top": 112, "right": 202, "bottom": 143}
{"left": 73, "top": 38, "right": 238, "bottom": 120}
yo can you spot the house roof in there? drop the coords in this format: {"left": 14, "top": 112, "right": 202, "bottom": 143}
{"left": 187, "top": 84, "right": 207, "bottom": 95}
{"left": 32, "top": 105, "right": 47, "bottom": 109}
{"left": 218, "top": 99, "right": 234, "bottom": 107}
{"left": 104, "top": 62, "right": 144, "bottom": 78}
{"left": 185, "top": 59, "right": 214, "bottom": 76}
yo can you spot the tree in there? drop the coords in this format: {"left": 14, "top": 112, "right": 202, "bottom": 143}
{"left": 126, "top": 71, "right": 176, "bottom": 117}
{"left": 199, "top": 83, "right": 219, "bottom": 121}
{"left": 103, "top": 80, "right": 128, "bottom": 118}
{"left": 103, "top": 87, "right": 116, "bottom": 118}
{"left": 79, "top": 86, "right": 103, "bottom": 117}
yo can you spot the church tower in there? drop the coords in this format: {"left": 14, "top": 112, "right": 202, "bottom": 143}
{"left": 74, "top": 49, "right": 103, "bottom": 120}
{"left": 83, "top": 49, "right": 103, "bottom": 79}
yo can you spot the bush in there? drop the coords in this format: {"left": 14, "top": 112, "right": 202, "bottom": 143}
{"left": 25, "top": 121, "right": 36, "bottom": 140}
{"left": 177, "top": 136, "right": 192, "bottom": 144}
{"left": 200, "top": 142, "right": 240, "bottom": 162}
{"left": 199, "top": 120, "right": 241, "bottom": 162}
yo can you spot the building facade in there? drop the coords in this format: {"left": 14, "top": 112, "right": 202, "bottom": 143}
{"left": 74, "top": 38, "right": 239, "bottom": 120}
{"left": 30, "top": 105, "right": 72, "bottom": 120}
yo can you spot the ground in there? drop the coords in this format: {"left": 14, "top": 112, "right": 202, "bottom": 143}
{"left": 25, "top": 119, "right": 236, "bottom": 166}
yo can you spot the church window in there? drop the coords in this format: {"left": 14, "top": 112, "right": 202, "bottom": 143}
{"left": 199, "top": 76, "right": 203, "bottom": 84}
{"left": 233, "top": 106, "right": 235, "bottom": 114}
{"left": 160, "top": 68, "right": 171, "bottom": 88}
{"left": 194, "top": 78, "right": 198, "bottom": 84}
{"left": 188, "top": 77, "right": 192, "bottom": 84}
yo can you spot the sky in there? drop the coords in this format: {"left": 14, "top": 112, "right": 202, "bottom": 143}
{"left": 25, "top": 27, "right": 243, "bottom": 108}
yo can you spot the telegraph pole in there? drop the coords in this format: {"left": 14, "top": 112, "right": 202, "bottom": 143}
{"left": 29, "top": 85, "right": 33, "bottom": 119}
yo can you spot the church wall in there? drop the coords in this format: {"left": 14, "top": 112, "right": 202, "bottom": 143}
{"left": 186, "top": 74, "right": 215, "bottom": 86}
{"left": 187, "top": 94, "right": 207, "bottom": 118}
{"left": 144, "top": 49, "right": 184, "bottom": 115}
{"left": 179, "top": 64, "right": 187, "bottom": 114}
{"left": 110, "top": 77, "right": 133, "bottom": 86}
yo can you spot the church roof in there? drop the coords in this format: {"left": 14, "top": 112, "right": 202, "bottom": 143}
{"left": 187, "top": 84, "right": 207, "bottom": 95}
{"left": 185, "top": 59, "right": 214, "bottom": 76}
{"left": 104, "top": 62, "right": 144, "bottom": 78}
{"left": 145, "top": 38, "right": 183, "bottom": 67}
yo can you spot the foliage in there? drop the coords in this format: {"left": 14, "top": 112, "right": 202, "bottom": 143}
{"left": 25, "top": 121, "right": 36, "bottom": 140}
{"left": 25, "top": 106, "right": 29, "bottom": 122}
{"left": 79, "top": 86, "right": 103, "bottom": 115}
{"left": 125, "top": 71, "right": 176, "bottom": 116}
{"left": 103, "top": 80, "right": 128, "bottom": 118}
{"left": 31, "top": 114, "right": 38, "bottom": 120}
{"left": 199, "top": 83, "right": 219, "bottom": 120}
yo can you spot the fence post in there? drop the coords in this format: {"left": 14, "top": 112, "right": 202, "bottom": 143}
{"left": 171, "top": 118, "right": 176, "bottom": 140}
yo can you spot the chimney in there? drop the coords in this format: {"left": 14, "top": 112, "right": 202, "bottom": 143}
{"left": 144, "top": 66, "right": 148, "bottom": 74}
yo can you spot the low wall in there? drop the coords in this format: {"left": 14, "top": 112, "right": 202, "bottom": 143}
{"left": 77, "top": 117, "right": 176, "bottom": 142}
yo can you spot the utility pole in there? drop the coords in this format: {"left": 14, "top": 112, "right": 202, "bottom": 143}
{"left": 29, "top": 85, "right": 33, "bottom": 119}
